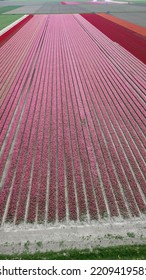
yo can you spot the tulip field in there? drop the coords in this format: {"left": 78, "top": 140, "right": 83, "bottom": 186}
{"left": 0, "top": 13, "right": 146, "bottom": 228}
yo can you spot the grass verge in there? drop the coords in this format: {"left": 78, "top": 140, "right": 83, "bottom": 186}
{"left": 0, "top": 244, "right": 146, "bottom": 260}
{"left": 0, "top": 15, "right": 24, "bottom": 30}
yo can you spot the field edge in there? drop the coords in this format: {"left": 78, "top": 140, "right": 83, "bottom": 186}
{"left": 0, "top": 218, "right": 146, "bottom": 255}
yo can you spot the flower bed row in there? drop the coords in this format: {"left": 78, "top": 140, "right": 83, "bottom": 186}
{"left": 0, "top": 15, "right": 33, "bottom": 48}
{"left": 80, "top": 13, "right": 146, "bottom": 65}
{"left": 98, "top": 13, "right": 146, "bottom": 37}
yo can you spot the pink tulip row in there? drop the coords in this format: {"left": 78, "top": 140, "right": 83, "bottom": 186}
{"left": 74, "top": 14, "right": 146, "bottom": 212}
{"left": 0, "top": 16, "right": 50, "bottom": 223}
{"left": 0, "top": 16, "right": 48, "bottom": 133}
{"left": 61, "top": 19, "right": 110, "bottom": 219}
{"left": 16, "top": 16, "right": 51, "bottom": 224}
{"left": 0, "top": 16, "right": 34, "bottom": 97}
{"left": 60, "top": 47, "right": 87, "bottom": 220}
{"left": 0, "top": 16, "right": 49, "bottom": 173}
{"left": 0, "top": 15, "right": 33, "bottom": 47}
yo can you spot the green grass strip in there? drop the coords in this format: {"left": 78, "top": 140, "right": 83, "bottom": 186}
{"left": 0, "top": 15, "right": 24, "bottom": 30}
{"left": 0, "top": 6, "right": 21, "bottom": 14}
{"left": 0, "top": 244, "right": 146, "bottom": 260}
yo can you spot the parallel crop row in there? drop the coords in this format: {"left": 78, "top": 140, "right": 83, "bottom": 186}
{"left": 81, "top": 14, "right": 146, "bottom": 65}
{"left": 0, "top": 14, "right": 145, "bottom": 225}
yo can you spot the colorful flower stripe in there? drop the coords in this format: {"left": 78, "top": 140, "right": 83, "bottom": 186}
{"left": 61, "top": 2, "right": 80, "bottom": 4}
{"left": 0, "top": 14, "right": 146, "bottom": 225}
{"left": 23, "top": 68, "right": 45, "bottom": 221}
{"left": 60, "top": 34, "right": 87, "bottom": 219}
{"left": 0, "top": 18, "right": 43, "bottom": 104}
{"left": 57, "top": 28, "right": 72, "bottom": 222}
{"left": 0, "top": 16, "right": 49, "bottom": 223}
{"left": 66, "top": 48, "right": 100, "bottom": 220}
{"left": 0, "top": 15, "right": 33, "bottom": 45}
{"left": 4, "top": 36, "right": 46, "bottom": 223}
{"left": 0, "top": 16, "right": 47, "bottom": 125}
{"left": 1, "top": 18, "right": 34, "bottom": 85}
{"left": 37, "top": 22, "right": 53, "bottom": 223}
{"left": 0, "top": 16, "right": 47, "bottom": 154}
{"left": 0, "top": 18, "right": 36, "bottom": 106}
{"left": 80, "top": 14, "right": 146, "bottom": 65}
{"left": 0, "top": 17, "right": 48, "bottom": 182}
{"left": 75, "top": 14, "right": 146, "bottom": 204}
{"left": 66, "top": 16, "right": 129, "bottom": 217}
{"left": 21, "top": 17, "right": 50, "bottom": 223}
{"left": 0, "top": 59, "right": 38, "bottom": 222}
{"left": 98, "top": 13, "right": 146, "bottom": 37}
{"left": 76, "top": 15, "right": 146, "bottom": 148}
{"left": 63, "top": 17, "right": 112, "bottom": 218}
